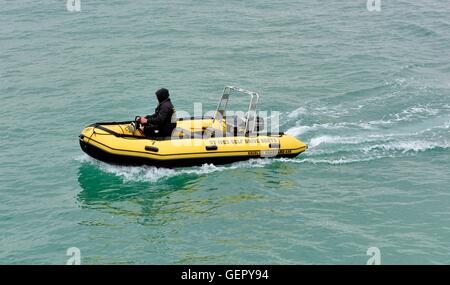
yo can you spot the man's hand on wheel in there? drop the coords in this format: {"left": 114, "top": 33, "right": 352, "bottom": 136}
{"left": 139, "top": 125, "right": 145, "bottom": 132}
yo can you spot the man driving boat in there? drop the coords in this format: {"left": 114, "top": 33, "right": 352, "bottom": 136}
{"left": 138, "top": 88, "right": 177, "bottom": 137}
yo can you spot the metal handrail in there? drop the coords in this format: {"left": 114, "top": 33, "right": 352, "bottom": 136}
{"left": 213, "top": 86, "right": 260, "bottom": 134}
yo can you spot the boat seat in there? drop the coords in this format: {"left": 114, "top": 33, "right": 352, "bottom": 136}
{"left": 202, "top": 127, "right": 227, "bottom": 138}
{"left": 170, "top": 128, "right": 204, "bottom": 139}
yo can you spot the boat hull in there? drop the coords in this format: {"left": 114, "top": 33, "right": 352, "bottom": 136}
{"left": 80, "top": 139, "right": 302, "bottom": 167}
{"left": 79, "top": 122, "right": 307, "bottom": 168}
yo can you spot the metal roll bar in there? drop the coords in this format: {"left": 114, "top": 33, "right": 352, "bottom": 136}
{"left": 213, "top": 86, "right": 260, "bottom": 135}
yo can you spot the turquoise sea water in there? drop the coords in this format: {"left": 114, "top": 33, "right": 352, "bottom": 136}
{"left": 1, "top": 1, "right": 450, "bottom": 264}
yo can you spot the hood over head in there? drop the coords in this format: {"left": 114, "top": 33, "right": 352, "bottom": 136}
{"left": 155, "top": 88, "right": 170, "bottom": 103}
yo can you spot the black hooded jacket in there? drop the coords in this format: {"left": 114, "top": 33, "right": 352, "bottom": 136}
{"left": 144, "top": 90, "right": 177, "bottom": 137}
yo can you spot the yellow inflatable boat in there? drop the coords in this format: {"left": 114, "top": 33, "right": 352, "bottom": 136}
{"left": 79, "top": 86, "right": 307, "bottom": 167}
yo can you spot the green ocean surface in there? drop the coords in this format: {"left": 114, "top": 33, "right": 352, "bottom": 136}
{"left": 1, "top": 1, "right": 450, "bottom": 264}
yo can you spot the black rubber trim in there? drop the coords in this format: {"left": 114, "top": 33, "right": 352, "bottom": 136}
{"left": 269, "top": 143, "right": 280, "bottom": 149}
{"left": 89, "top": 121, "right": 132, "bottom": 126}
{"left": 177, "top": 116, "right": 214, "bottom": 121}
{"left": 145, "top": 146, "right": 159, "bottom": 152}
{"left": 80, "top": 136, "right": 307, "bottom": 157}
{"left": 89, "top": 123, "right": 157, "bottom": 140}
{"left": 80, "top": 140, "right": 303, "bottom": 167}
{"left": 206, "top": 145, "right": 218, "bottom": 151}
{"left": 252, "top": 132, "right": 285, "bottom": 137}
{"left": 89, "top": 123, "right": 189, "bottom": 140}
{"left": 87, "top": 123, "right": 285, "bottom": 139}
{"left": 91, "top": 117, "right": 211, "bottom": 124}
